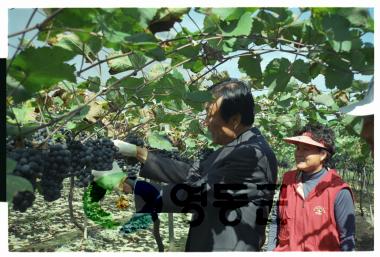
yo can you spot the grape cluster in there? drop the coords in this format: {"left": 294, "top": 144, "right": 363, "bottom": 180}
{"left": 125, "top": 163, "right": 141, "bottom": 179}
{"left": 40, "top": 176, "right": 64, "bottom": 202}
{"left": 6, "top": 137, "right": 16, "bottom": 152}
{"left": 85, "top": 138, "right": 118, "bottom": 171}
{"left": 45, "top": 144, "right": 73, "bottom": 178}
{"left": 40, "top": 144, "right": 73, "bottom": 202}
{"left": 7, "top": 137, "right": 33, "bottom": 151}
{"left": 7, "top": 133, "right": 122, "bottom": 209}
{"left": 31, "top": 128, "right": 49, "bottom": 145}
{"left": 74, "top": 138, "right": 118, "bottom": 187}
{"left": 8, "top": 147, "right": 43, "bottom": 210}
{"left": 8, "top": 148, "right": 44, "bottom": 188}
{"left": 123, "top": 133, "right": 145, "bottom": 147}
{"left": 8, "top": 129, "right": 217, "bottom": 212}
{"left": 115, "top": 158, "right": 141, "bottom": 179}
{"left": 12, "top": 191, "right": 36, "bottom": 212}
{"left": 74, "top": 167, "right": 94, "bottom": 188}
{"left": 68, "top": 139, "right": 93, "bottom": 188}
{"left": 150, "top": 148, "right": 192, "bottom": 164}
{"left": 68, "top": 140, "right": 91, "bottom": 174}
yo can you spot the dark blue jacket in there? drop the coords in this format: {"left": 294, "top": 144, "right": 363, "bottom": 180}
{"left": 133, "top": 127, "right": 278, "bottom": 251}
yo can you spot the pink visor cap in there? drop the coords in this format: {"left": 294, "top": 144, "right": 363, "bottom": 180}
{"left": 283, "top": 132, "right": 328, "bottom": 150}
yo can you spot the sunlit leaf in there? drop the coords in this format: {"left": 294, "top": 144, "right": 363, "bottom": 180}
{"left": 147, "top": 131, "right": 174, "bottom": 151}
{"left": 221, "top": 12, "right": 253, "bottom": 36}
{"left": 10, "top": 106, "right": 36, "bottom": 124}
{"left": 313, "top": 94, "right": 335, "bottom": 107}
{"left": 106, "top": 51, "right": 133, "bottom": 74}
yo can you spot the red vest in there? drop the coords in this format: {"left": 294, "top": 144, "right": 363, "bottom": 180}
{"left": 274, "top": 169, "right": 353, "bottom": 251}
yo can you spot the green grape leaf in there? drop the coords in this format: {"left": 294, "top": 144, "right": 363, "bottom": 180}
{"left": 238, "top": 55, "right": 262, "bottom": 81}
{"left": 7, "top": 174, "right": 34, "bottom": 203}
{"left": 184, "top": 59, "right": 204, "bottom": 73}
{"left": 51, "top": 33, "right": 101, "bottom": 60}
{"left": 188, "top": 119, "right": 203, "bottom": 134}
{"left": 136, "top": 8, "right": 158, "bottom": 27}
{"left": 322, "top": 14, "right": 351, "bottom": 41}
{"left": 117, "top": 77, "right": 152, "bottom": 99}
{"left": 103, "top": 30, "right": 129, "bottom": 50}
{"left": 10, "top": 47, "right": 76, "bottom": 92}
{"left": 147, "top": 132, "right": 174, "bottom": 151}
{"left": 330, "top": 40, "right": 352, "bottom": 53}
{"left": 184, "top": 90, "right": 213, "bottom": 112}
{"left": 324, "top": 67, "right": 353, "bottom": 90}
{"left": 264, "top": 58, "right": 291, "bottom": 97}
{"left": 153, "top": 73, "right": 187, "bottom": 101}
{"left": 145, "top": 47, "right": 166, "bottom": 61}
{"left": 9, "top": 106, "right": 36, "bottom": 124}
{"left": 291, "top": 59, "right": 311, "bottom": 83}
{"left": 7, "top": 158, "right": 17, "bottom": 174}
{"left": 125, "top": 33, "right": 158, "bottom": 48}
{"left": 313, "top": 94, "right": 335, "bottom": 107}
{"left": 336, "top": 8, "right": 373, "bottom": 32}
{"left": 78, "top": 76, "right": 101, "bottom": 92}
{"left": 129, "top": 52, "right": 147, "bottom": 70}
{"left": 212, "top": 8, "right": 257, "bottom": 21}
{"left": 221, "top": 12, "right": 253, "bottom": 36}
{"left": 6, "top": 75, "right": 33, "bottom": 104}
{"left": 106, "top": 51, "right": 133, "bottom": 74}
{"left": 156, "top": 109, "right": 185, "bottom": 125}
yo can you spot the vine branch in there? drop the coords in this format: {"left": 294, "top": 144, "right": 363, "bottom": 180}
{"left": 8, "top": 8, "right": 64, "bottom": 38}
{"left": 7, "top": 8, "right": 38, "bottom": 73}
{"left": 77, "top": 51, "right": 134, "bottom": 76}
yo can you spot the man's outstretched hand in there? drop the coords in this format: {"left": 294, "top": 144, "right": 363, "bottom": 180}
{"left": 112, "top": 140, "right": 137, "bottom": 157}
{"left": 113, "top": 139, "right": 148, "bottom": 163}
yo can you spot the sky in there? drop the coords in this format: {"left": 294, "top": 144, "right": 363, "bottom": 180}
{"left": 7, "top": 7, "right": 374, "bottom": 94}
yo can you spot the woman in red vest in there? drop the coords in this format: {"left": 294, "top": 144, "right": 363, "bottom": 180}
{"left": 267, "top": 123, "right": 355, "bottom": 251}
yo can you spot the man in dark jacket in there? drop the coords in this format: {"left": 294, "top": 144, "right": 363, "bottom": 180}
{"left": 93, "top": 79, "right": 278, "bottom": 251}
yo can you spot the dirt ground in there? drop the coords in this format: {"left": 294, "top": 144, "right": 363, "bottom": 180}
{"left": 8, "top": 178, "right": 374, "bottom": 252}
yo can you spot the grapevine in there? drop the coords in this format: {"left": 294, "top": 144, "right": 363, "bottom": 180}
{"left": 6, "top": 7, "right": 374, "bottom": 251}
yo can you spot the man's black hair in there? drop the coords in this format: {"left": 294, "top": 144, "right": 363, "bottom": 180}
{"left": 296, "top": 123, "right": 336, "bottom": 167}
{"left": 208, "top": 79, "right": 255, "bottom": 126}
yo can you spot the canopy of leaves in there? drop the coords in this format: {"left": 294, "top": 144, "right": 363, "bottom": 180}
{"left": 6, "top": 7, "right": 373, "bottom": 163}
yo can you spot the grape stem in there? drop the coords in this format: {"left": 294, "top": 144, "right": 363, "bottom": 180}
{"left": 68, "top": 177, "right": 84, "bottom": 232}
